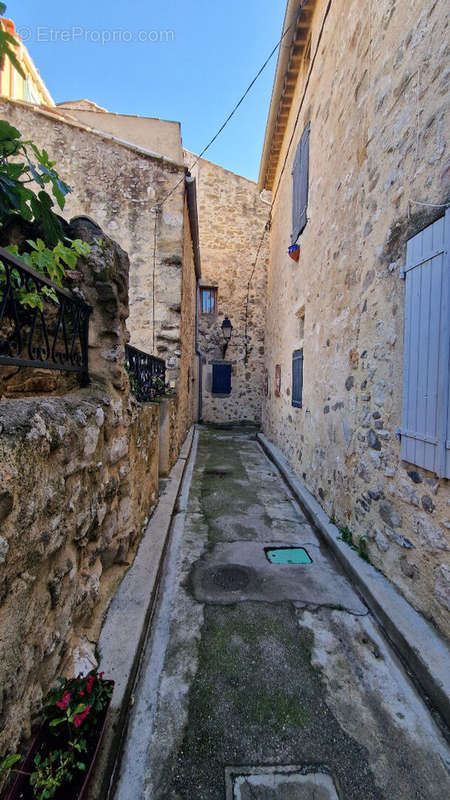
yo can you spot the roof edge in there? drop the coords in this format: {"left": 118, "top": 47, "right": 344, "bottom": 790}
{"left": 0, "top": 97, "right": 186, "bottom": 172}
{"left": 257, "top": 0, "right": 315, "bottom": 192}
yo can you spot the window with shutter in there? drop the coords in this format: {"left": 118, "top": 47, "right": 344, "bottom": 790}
{"left": 292, "top": 349, "right": 304, "bottom": 408}
{"left": 212, "top": 363, "right": 232, "bottom": 395}
{"left": 401, "top": 209, "right": 450, "bottom": 477}
{"left": 292, "top": 123, "right": 310, "bottom": 243}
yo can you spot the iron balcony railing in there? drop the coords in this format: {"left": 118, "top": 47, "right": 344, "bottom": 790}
{"left": 125, "top": 344, "right": 166, "bottom": 402}
{"left": 0, "top": 246, "right": 92, "bottom": 384}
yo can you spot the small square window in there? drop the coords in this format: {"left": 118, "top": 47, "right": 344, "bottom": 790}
{"left": 201, "top": 288, "right": 217, "bottom": 314}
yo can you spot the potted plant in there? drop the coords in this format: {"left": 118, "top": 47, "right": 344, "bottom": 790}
{"left": 1, "top": 671, "right": 114, "bottom": 800}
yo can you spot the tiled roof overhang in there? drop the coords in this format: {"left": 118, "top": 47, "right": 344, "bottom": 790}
{"left": 258, "top": 0, "right": 317, "bottom": 192}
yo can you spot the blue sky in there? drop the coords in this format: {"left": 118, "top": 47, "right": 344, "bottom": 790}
{"left": 8, "top": 0, "right": 285, "bottom": 181}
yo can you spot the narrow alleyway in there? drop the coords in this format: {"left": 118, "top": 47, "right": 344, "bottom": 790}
{"left": 113, "top": 428, "right": 450, "bottom": 800}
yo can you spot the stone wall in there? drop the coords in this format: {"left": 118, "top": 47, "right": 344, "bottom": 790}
{"left": 185, "top": 152, "right": 269, "bottom": 425}
{"left": 0, "top": 99, "right": 187, "bottom": 384}
{"left": 263, "top": 0, "right": 450, "bottom": 639}
{"left": 0, "top": 220, "right": 160, "bottom": 756}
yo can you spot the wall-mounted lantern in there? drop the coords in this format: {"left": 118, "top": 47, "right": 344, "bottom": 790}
{"left": 221, "top": 316, "right": 233, "bottom": 358}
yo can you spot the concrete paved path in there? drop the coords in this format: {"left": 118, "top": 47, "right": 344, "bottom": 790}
{"left": 112, "top": 427, "right": 450, "bottom": 800}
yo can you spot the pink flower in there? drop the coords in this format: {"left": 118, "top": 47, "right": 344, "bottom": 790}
{"left": 73, "top": 705, "right": 90, "bottom": 728}
{"left": 56, "top": 691, "right": 71, "bottom": 711}
{"left": 86, "top": 675, "right": 95, "bottom": 694}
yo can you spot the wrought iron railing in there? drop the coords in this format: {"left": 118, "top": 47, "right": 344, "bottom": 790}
{"left": 0, "top": 246, "right": 92, "bottom": 384}
{"left": 125, "top": 344, "right": 166, "bottom": 402}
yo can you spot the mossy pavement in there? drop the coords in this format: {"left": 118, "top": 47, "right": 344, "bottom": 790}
{"left": 113, "top": 427, "right": 450, "bottom": 800}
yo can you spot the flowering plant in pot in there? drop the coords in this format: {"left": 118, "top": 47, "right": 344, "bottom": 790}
{"left": 1, "top": 671, "right": 114, "bottom": 800}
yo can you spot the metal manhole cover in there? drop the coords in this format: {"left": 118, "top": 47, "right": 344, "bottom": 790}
{"left": 212, "top": 565, "right": 250, "bottom": 590}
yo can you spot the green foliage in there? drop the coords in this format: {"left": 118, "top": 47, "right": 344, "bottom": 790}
{"left": 358, "top": 535, "right": 369, "bottom": 562}
{"left": 0, "top": 238, "right": 90, "bottom": 310}
{"left": 0, "top": 672, "right": 112, "bottom": 799}
{"left": 0, "top": 119, "right": 72, "bottom": 245}
{"left": 30, "top": 749, "right": 86, "bottom": 800}
{"left": 0, "top": 753, "right": 21, "bottom": 779}
{"left": 338, "top": 525, "right": 370, "bottom": 563}
{"left": 340, "top": 526, "right": 353, "bottom": 546}
{"left": 0, "top": 5, "right": 26, "bottom": 80}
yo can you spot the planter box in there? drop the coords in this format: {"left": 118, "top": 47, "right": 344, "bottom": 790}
{"left": 3, "top": 682, "right": 114, "bottom": 800}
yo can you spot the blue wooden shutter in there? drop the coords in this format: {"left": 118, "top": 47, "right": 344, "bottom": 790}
{"left": 292, "top": 123, "right": 310, "bottom": 243}
{"left": 212, "top": 363, "right": 232, "bottom": 395}
{"left": 292, "top": 349, "right": 303, "bottom": 408}
{"left": 401, "top": 209, "right": 450, "bottom": 477}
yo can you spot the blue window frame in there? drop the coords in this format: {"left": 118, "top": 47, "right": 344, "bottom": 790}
{"left": 201, "top": 287, "right": 217, "bottom": 314}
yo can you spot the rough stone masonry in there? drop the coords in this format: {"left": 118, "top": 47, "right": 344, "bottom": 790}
{"left": 0, "top": 219, "right": 163, "bottom": 757}
{"left": 261, "top": 0, "right": 450, "bottom": 640}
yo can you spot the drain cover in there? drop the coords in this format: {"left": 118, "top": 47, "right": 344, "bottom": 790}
{"left": 225, "top": 766, "right": 339, "bottom": 800}
{"left": 212, "top": 565, "right": 250, "bottom": 590}
{"left": 265, "top": 547, "right": 312, "bottom": 565}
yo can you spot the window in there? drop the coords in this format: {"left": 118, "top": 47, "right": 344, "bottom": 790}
{"left": 212, "top": 363, "right": 231, "bottom": 395}
{"left": 400, "top": 209, "right": 450, "bottom": 477}
{"left": 292, "top": 349, "right": 304, "bottom": 408}
{"left": 200, "top": 287, "right": 217, "bottom": 314}
{"left": 292, "top": 123, "right": 310, "bottom": 243}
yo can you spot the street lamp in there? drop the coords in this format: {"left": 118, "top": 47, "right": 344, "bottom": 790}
{"left": 221, "top": 316, "right": 233, "bottom": 358}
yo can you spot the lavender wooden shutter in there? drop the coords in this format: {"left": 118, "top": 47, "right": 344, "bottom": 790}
{"left": 401, "top": 209, "right": 450, "bottom": 477}
{"left": 291, "top": 123, "right": 310, "bottom": 243}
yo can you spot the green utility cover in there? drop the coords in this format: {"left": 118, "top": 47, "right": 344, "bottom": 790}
{"left": 266, "top": 547, "right": 312, "bottom": 565}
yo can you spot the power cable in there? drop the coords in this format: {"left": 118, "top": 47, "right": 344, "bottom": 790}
{"left": 150, "top": 6, "right": 301, "bottom": 357}
{"left": 153, "top": 12, "right": 300, "bottom": 211}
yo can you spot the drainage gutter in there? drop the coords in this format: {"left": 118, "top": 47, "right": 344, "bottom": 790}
{"left": 89, "top": 427, "right": 197, "bottom": 799}
{"left": 257, "top": 432, "right": 450, "bottom": 728}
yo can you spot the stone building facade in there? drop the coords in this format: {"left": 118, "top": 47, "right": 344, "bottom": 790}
{"left": 0, "top": 99, "right": 199, "bottom": 444}
{"left": 259, "top": 0, "right": 450, "bottom": 639}
{"left": 186, "top": 152, "right": 269, "bottom": 424}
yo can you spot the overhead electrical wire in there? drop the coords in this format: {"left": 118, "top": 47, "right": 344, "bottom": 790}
{"left": 153, "top": 13, "right": 299, "bottom": 211}
{"left": 151, "top": 0, "right": 333, "bottom": 366}
{"left": 150, "top": 7, "right": 301, "bottom": 356}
